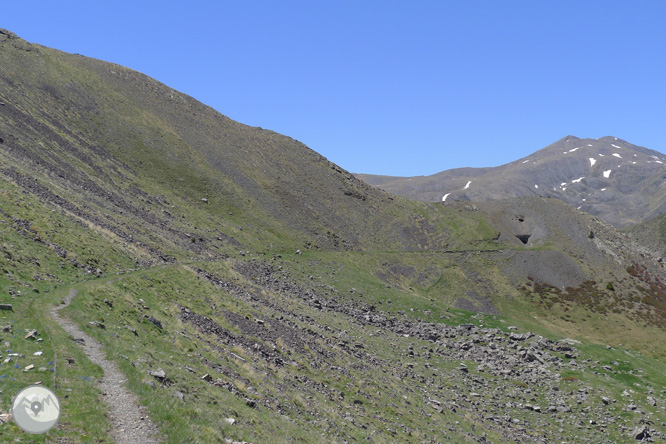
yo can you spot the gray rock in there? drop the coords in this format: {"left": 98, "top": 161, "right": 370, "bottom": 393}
{"left": 149, "top": 369, "right": 166, "bottom": 379}
{"left": 143, "top": 315, "right": 162, "bottom": 329}
{"left": 631, "top": 424, "right": 649, "bottom": 440}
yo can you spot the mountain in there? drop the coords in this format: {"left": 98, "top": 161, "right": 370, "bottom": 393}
{"left": 357, "top": 136, "right": 666, "bottom": 227}
{"left": 3, "top": 29, "right": 666, "bottom": 443}
{"left": 628, "top": 211, "right": 666, "bottom": 258}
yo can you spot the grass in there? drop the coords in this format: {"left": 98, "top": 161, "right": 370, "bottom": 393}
{"left": 3, "top": 32, "right": 666, "bottom": 443}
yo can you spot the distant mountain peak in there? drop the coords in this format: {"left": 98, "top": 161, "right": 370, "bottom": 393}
{"left": 357, "top": 136, "right": 666, "bottom": 228}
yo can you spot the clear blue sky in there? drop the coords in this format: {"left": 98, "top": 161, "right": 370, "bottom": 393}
{"left": 4, "top": 1, "right": 666, "bottom": 176}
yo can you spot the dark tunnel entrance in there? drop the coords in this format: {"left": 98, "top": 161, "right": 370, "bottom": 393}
{"left": 516, "top": 234, "right": 531, "bottom": 244}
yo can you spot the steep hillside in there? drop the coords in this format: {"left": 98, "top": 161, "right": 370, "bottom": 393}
{"left": 627, "top": 211, "right": 666, "bottom": 257}
{"left": 0, "top": 28, "right": 467, "bottom": 258}
{"left": 2, "top": 29, "right": 666, "bottom": 443}
{"left": 357, "top": 136, "right": 666, "bottom": 228}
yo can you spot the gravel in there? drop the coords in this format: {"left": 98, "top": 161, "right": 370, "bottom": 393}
{"left": 51, "top": 289, "right": 162, "bottom": 444}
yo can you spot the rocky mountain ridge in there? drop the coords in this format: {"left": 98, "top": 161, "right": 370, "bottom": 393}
{"left": 357, "top": 136, "right": 666, "bottom": 228}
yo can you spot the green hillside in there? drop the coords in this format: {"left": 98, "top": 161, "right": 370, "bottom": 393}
{"left": 2, "top": 28, "right": 666, "bottom": 443}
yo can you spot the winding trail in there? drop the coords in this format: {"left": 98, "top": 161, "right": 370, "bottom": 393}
{"left": 51, "top": 289, "right": 161, "bottom": 444}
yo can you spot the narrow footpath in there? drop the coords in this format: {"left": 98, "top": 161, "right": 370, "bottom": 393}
{"left": 51, "top": 289, "right": 161, "bottom": 444}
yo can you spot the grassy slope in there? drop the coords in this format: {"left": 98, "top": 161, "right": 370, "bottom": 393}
{"left": 2, "top": 30, "right": 666, "bottom": 442}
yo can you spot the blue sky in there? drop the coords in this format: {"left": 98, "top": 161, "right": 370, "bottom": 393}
{"left": 4, "top": 1, "right": 666, "bottom": 176}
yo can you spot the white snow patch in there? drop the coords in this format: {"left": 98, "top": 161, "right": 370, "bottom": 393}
{"left": 611, "top": 144, "right": 621, "bottom": 149}
{"left": 601, "top": 188, "right": 606, "bottom": 191}
{"left": 599, "top": 153, "right": 605, "bottom": 157}
{"left": 534, "top": 184, "right": 539, "bottom": 189}
{"left": 562, "top": 187, "right": 567, "bottom": 191}
{"left": 587, "top": 144, "right": 594, "bottom": 146}
{"left": 612, "top": 153, "right": 622, "bottom": 158}
{"left": 589, "top": 158, "right": 596, "bottom": 166}
{"left": 582, "top": 198, "right": 586, "bottom": 202}
{"left": 568, "top": 147, "right": 580, "bottom": 153}
{"left": 522, "top": 159, "right": 529, "bottom": 164}
{"left": 571, "top": 177, "right": 584, "bottom": 183}
{"left": 603, "top": 169, "right": 612, "bottom": 178}
{"left": 560, "top": 182, "right": 567, "bottom": 186}
{"left": 463, "top": 181, "right": 472, "bottom": 190}
{"left": 657, "top": 161, "right": 664, "bottom": 164}
{"left": 442, "top": 193, "right": 452, "bottom": 202}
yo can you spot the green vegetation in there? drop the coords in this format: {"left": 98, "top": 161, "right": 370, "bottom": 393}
{"left": 2, "top": 30, "right": 666, "bottom": 442}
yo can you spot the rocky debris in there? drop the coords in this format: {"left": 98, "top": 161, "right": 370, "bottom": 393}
{"left": 143, "top": 315, "right": 162, "bottom": 329}
{"left": 176, "top": 260, "right": 666, "bottom": 442}
{"left": 0, "top": 304, "right": 13, "bottom": 311}
{"left": 201, "top": 373, "right": 213, "bottom": 382}
{"left": 24, "top": 329, "right": 37, "bottom": 339}
{"left": 631, "top": 424, "right": 650, "bottom": 440}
